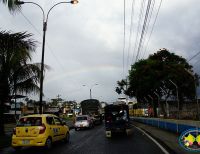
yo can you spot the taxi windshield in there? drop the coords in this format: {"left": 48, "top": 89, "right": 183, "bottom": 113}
{"left": 17, "top": 117, "right": 42, "bottom": 127}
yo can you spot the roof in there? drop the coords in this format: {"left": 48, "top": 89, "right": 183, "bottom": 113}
{"left": 76, "top": 115, "right": 89, "bottom": 117}
{"left": 20, "top": 114, "right": 58, "bottom": 118}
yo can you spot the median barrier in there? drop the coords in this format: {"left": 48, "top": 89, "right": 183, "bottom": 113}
{"left": 132, "top": 117, "right": 200, "bottom": 134}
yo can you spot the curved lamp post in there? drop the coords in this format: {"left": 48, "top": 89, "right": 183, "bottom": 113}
{"left": 16, "top": 0, "right": 78, "bottom": 114}
{"left": 83, "top": 84, "right": 98, "bottom": 99}
{"left": 184, "top": 69, "right": 199, "bottom": 120}
{"left": 169, "top": 79, "right": 180, "bottom": 119}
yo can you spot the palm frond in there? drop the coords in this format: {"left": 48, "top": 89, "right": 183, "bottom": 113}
{"left": 0, "top": 0, "right": 21, "bottom": 13}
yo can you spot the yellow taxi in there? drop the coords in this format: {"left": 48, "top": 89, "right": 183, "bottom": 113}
{"left": 12, "top": 114, "right": 70, "bottom": 150}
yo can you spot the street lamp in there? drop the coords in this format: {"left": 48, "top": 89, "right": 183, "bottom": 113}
{"left": 83, "top": 84, "right": 98, "bottom": 99}
{"left": 16, "top": 0, "right": 78, "bottom": 114}
{"left": 154, "top": 91, "right": 160, "bottom": 117}
{"left": 184, "top": 69, "right": 199, "bottom": 120}
{"left": 159, "top": 87, "right": 169, "bottom": 117}
{"left": 169, "top": 79, "right": 180, "bottom": 119}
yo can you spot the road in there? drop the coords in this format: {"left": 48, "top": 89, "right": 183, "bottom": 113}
{"left": 0, "top": 124, "right": 167, "bottom": 154}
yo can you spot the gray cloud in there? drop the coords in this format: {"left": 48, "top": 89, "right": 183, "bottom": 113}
{"left": 1, "top": 0, "right": 200, "bottom": 102}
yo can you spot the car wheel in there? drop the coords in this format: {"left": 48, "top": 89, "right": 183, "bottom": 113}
{"left": 64, "top": 132, "right": 70, "bottom": 143}
{"left": 75, "top": 127, "right": 78, "bottom": 131}
{"left": 45, "top": 138, "right": 52, "bottom": 149}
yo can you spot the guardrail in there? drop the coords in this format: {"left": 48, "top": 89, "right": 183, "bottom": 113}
{"left": 131, "top": 117, "right": 200, "bottom": 134}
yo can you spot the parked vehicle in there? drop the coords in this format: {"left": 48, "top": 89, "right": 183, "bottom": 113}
{"left": 12, "top": 114, "right": 70, "bottom": 150}
{"left": 74, "top": 115, "right": 94, "bottom": 130}
{"left": 80, "top": 99, "right": 102, "bottom": 125}
{"left": 104, "top": 104, "right": 132, "bottom": 137}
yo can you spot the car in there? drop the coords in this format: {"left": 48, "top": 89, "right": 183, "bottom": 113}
{"left": 12, "top": 114, "right": 70, "bottom": 150}
{"left": 74, "top": 115, "right": 94, "bottom": 131}
{"left": 93, "top": 115, "right": 103, "bottom": 125}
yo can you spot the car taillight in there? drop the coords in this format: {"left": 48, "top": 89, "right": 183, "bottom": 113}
{"left": 39, "top": 124, "right": 46, "bottom": 134}
{"left": 106, "top": 116, "right": 112, "bottom": 123}
{"left": 13, "top": 128, "right": 16, "bottom": 135}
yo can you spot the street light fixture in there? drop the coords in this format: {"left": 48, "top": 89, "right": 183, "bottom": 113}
{"left": 184, "top": 69, "right": 199, "bottom": 120}
{"left": 159, "top": 87, "right": 169, "bottom": 117}
{"left": 169, "top": 79, "right": 180, "bottom": 119}
{"left": 16, "top": 0, "right": 78, "bottom": 114}
{"left": 83, "top": 84, "right": 98, "bottom": 99}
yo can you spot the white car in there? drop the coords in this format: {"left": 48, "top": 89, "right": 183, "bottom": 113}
{"left": 74, "top": 115, "right": 94, "bottom": 131}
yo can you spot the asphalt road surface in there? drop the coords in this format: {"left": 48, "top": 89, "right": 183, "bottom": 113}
{"left": 0, "top": 124, "right": 167, "bottom": 154}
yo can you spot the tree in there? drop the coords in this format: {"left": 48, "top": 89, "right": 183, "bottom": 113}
{"left": 0, "top": 30, "right": 41, "bottom": 136}
{"left": 117, "top": 48, "right": 199, "bottom": 117}
{"left": 115, "top": 79, "right": 127, "bottom": 95}
{"left": 0, "top": 0, "right": 20, "bottom": 12}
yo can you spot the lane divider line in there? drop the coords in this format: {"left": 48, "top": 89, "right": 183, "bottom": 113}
{"left": 132, "top": 124, "right": 169, "bottom": 154}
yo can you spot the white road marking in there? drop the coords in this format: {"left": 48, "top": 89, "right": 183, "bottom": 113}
{"left": 132, "top": 124, "right": 170, "bottom": 154}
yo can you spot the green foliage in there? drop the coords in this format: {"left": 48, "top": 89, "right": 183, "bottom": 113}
{"left": 116, "top": 48, "right": 199, "bottom": 117}
{"left": 0, "top": 30, "right": 41, "bottom": 135}
{"left": 0, "top": 0, "right": 21, "bottom": 13}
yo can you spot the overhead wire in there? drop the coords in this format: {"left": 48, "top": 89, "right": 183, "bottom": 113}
{"left": 131, "top": 0, "right": 146, "bottom": 64}
{"left": 188, "top": 51, "right": 200, "bottom": 62}
{"left": 188, "top": 51, "right": 200, "bottom": 72}
{"left": 126, "top": 0, "right": 136, "bottom": 73}
{"left": 19, "top": 10, "right": 66, "bottom": 72}
{"left": 135, "top": 0, "right": 152, "bottom": 63}
{"left": 140, "top": 0, "right": 155, "bottom": 58}
{"left": 122, "top": 0, "right": 126, "bottom": 76}
{"left": 142, "top": 0, "right": 163, "bottom": 59}
{"left": 19, "top": 10, "right": 83, "bottom": 90}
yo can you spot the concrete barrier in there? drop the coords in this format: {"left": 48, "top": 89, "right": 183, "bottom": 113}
{"left": 132, "top": 117, "right": 200, "bottom": 134}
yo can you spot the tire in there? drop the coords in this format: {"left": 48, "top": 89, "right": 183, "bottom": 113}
{"left": 45, "top": 137, "right": 52, "bottom": 149}
{"left": 75, "top": 127, "right": 78, "bottom": 131}
{"left": 64, "top": 132, "right": 70, "bottom": 143}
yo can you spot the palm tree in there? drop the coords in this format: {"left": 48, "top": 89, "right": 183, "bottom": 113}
{"left": 1, "top": 0, "right": 20, "bottom": 12}
{"left": 0, "top": 30, "right": 41, "bottom": 136}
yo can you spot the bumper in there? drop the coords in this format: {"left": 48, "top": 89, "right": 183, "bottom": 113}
{"left": 74, "top": 124, "right": 90, "bottom": 128}
{"left": 12, "top": 136, "right": 47, "bottom": 147}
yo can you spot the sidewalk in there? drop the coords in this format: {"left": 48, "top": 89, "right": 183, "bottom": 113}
{"left": 133, "top": 121, "right": 195, "bottom": 154}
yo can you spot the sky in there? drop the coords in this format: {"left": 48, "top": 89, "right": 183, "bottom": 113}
{"left": 1, "top": 0, "right": 200, "bottom": 103}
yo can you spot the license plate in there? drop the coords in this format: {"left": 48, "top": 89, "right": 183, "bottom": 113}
{"left": 22, "top": 140, "right": 30, "bottom": 145}
{"left": 80, "top": 124, "right": 83, "bottom": 127}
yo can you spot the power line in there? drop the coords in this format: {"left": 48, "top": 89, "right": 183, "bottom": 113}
{"left": 188, "top": 51, "right": 200, "bottom": 62}
{"left": 142, "top": 0, "right": 163, "bottom": 59}
{"left": 19, "top": 10, "right": 66, "bottom": 72}
{"left": 131, "top": 0, "right": 146, "bottom": 64}
{"left": 140, "top": 0, "right": 155, "bottom": 57}
{"left": 126, "top": 0, "right": 136, "bottom": 72}
{"left": 135, "top": 0, "right": 152, "bottom": 63}
{"left": 122, "top": 0, "right": 126, "bottom": 76}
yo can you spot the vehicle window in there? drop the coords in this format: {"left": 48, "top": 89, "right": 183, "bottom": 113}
{"left": 76, "top": 116, "right": 87, "bottom": 121}
{"left": 17, "top": 117, "right": 42, "bottom": 126}
{"left": 46, "top": 116, "right": 54, "bottom": 125}
{"left": 54, "top": 117, "right": 62, "bottom": 125}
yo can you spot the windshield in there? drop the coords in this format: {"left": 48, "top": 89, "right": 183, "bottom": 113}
{"left": 76, "top": 116, "right": 87, "bottom": 121}
{"left": 17, "top": 117, "right": 42, "bottom": 127}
